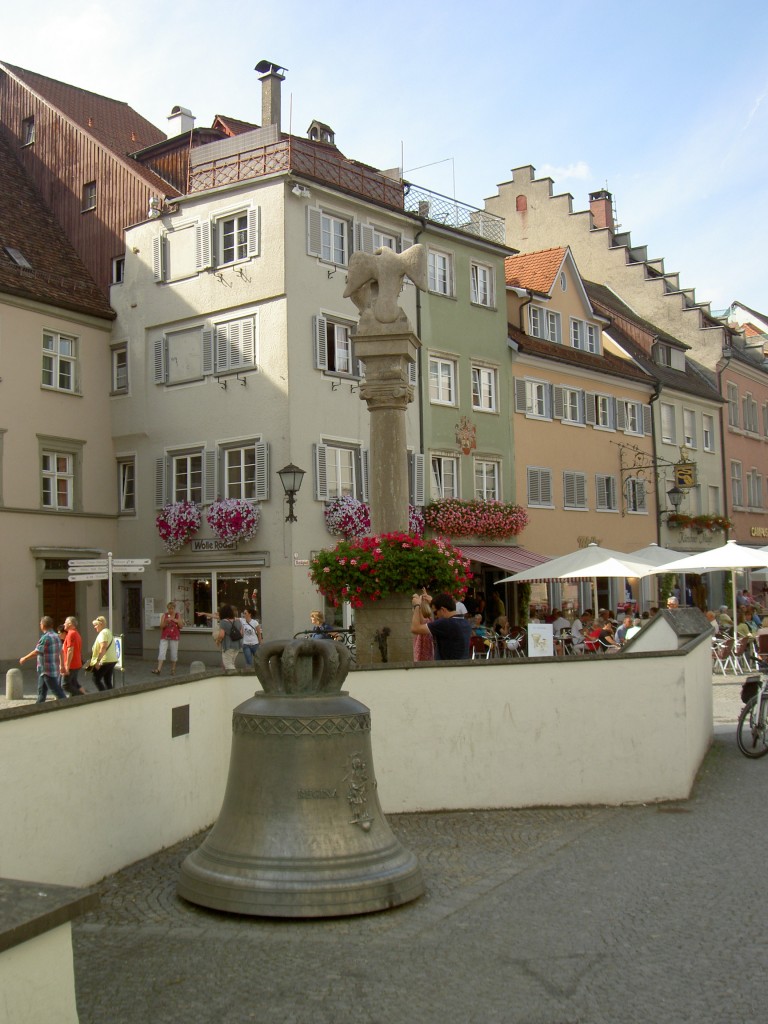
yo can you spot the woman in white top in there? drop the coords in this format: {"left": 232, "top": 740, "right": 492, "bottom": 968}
{"left": 241, "top": 607, "right": 263, "bottom": 673}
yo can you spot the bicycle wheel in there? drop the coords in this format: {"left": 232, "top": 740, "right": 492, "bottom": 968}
{"left": 736, "top": 696, "right": 768, "bottom": 758}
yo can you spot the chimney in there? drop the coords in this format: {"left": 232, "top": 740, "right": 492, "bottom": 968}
{"left": 255, "top": 59, "right": 287, "bottom": 130}
{"left": 167, "top": 105, "right": 195, "bottom": 135}
{"left": 589, "top": 189, "right": 615, "bottom": 232}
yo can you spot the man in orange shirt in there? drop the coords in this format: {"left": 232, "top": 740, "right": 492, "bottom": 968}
{"left": 61, "top": 616, "right": 86, "bottom": 696}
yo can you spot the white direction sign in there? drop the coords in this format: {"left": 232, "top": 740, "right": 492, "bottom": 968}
{"left": 68, "top": 565, "right": 109, "bottom": 574}
{"left": 68, "top": 559, "right": 108, "bottom": 568}
{"left": 112, "top": 559, "right": 151, "bottom": 568}
{"left": 68, "top": 573, "right": 108, "bottom": 582}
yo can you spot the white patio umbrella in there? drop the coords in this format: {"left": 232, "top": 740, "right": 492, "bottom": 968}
{"left": 653, "top": 540, "right": 768, "bottom": 629}
{"left": 627, "top": 543, "right": 688, "bottom": 610}
{"left": 498, "top": 543, "right": 658, "bottom": 611}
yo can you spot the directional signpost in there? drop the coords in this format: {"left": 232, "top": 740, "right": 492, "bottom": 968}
{"left": 68, "top": 552, "right": 151, "bottom": 633}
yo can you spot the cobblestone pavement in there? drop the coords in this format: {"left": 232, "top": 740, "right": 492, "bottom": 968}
{"left": 71, "top": 720, "right": 768, "bottom": 1024}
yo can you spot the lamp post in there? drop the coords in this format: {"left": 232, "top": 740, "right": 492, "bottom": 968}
{"left": 278, "top": 463, "right": 306, "bottom": 523}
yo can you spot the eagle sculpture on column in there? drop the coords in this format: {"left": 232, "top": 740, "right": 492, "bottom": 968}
{"left": 343, "top": 244, "right": 427, "bottom": 331}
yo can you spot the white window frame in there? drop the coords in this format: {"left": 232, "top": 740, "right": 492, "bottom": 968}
{"left": 702, "top": 414, "right": 715, "bottom": 452}
{"left": 747, "top": 469, "right": 763, "bottom": 509}
{"left": 214, "top": 316, "right": 256, "bottom": 374}
{"left": 471, "top": 365, "right": 497, "bottom": 413}
{"left": 172, "top": 451, "right": 204, "bottom": 504}
{"left": 22, "top": 115, "right": 35, "bottom": 145}
{"left": 428, "top": 248, "right": 454, "bottom": 296}
{"left": 431, "top": 455, "right": 459, "bottom": 500}
{"left": 82, "top": 181, "right": 96, "bottom": 212}
{"left": 214, "top": 207, "right": 259, "bottom": 267}
{"left": 683, "top": 408, "right": 697, "bottom": 448}
{"left": 570, "top": 318, "right": 599, "bottom": 353}
{"left": 111, "top": 345, "right": 128, "bottom": 395}
{"left": 470, "top": 261, "right": 495, "bottom": 307}
{"left": 429, "top": 357, "right": 457, "bottom": 406}
{"left": 42, "top": 331, "right": 78, "bottom": 394}
{"left": 727, "top": 383, "right": 739, "bottom": 427}
{"left": 563, "top": 470, "right": 588, "bottom": 510}
{"left": 112, "top": 255, "right": 125, "bottom": 284}
{"left": 731, "top": 460, "right": 744, "bottom": 508}
{"left": 554, "top": 385, "right": 584, "bottom": 425}
{"left": 221, "top": 440, "right": 269, "bottom": 501}
{"left": 593, "top": 393, "right": 615, "bottom": 430}
{"left": 314, "top": 442, "right": 368, "bottom": 501}
{"left": 41, "top": 450, "right": 73, "bottom": 510}
{"left": 117, "top": 456, "right": 136, "bottom": 514}
{"left": 660, "top": 402, "right": 676, "bottom": 444}
{"left": 529, "top": 305, "right": 561, "bottom": 343}
{"left": 514, "top": 378, "right": 552, "bottom": 420}
{"left": 622, "top": 401, "right": 642, "bottom": 436}
{"left": 307, "top": 208, "right": 352, "bottom": 266}
{"left": 474, "top": 459, "right": 500, "bottom": 501}
{"left": 743, "top": 393, "right": 759, "bottom": 434}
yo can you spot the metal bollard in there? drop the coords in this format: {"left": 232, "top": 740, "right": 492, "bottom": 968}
{"left": 5, "top": 667, "right": 24, "bottom": 700}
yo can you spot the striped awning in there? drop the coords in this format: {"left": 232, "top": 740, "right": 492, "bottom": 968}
{"left": 456, "top": 544, "right": 551, "bottom": 573}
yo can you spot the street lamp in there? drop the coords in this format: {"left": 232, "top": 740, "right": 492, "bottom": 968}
{"left": 666, "top": 484, "right": 684, "bottom": 514}
{"left": 277, "top": 463, "right": 306, "bottom": 523}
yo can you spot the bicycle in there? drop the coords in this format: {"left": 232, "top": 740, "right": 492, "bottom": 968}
{"left": 736, "top": 659, "right": 768, "bottom": 758}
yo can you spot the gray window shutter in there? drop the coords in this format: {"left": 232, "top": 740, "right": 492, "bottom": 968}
{"left": 312, "top": 315, "right": 328, "bottom": 370}
{"left": 307, "top": 208, "right": 322, "bottom": 257}
{"left": 596, "top": 475, "right": 607, "bottom": 510}
{"left": 527, "top": 468, "right": 540, "bottom": 505}
{"left": 576, "top": 473, "right": 586, "bottom": 507}
{"left": 154, "top": 457, "right": 166, "bottom": 509}
{"left": 247, "top": 207, "right": 260, "bottom": 257}
{"left": 313, "top": 443, "right": 329, "bottom": 500}
{"left": 514, "top": 378, "right": 528, "bottom": 413}
{"left": 241, "top": 318, "right": 255, "bottom": 366}
{"left": 400, "top": 235, "right": 412, "bottom": 253}
{"left": 153, "top": 338, "right": 166, "bottom": 384}
{"left": 408, "top": 359, "right": 417, "bottom": 388}
{"left": 254, "top": 442, "right": 269, "bottom": 500}
{"left": 585, "top": 392, "right": 596, "bottom": 426}
{"left": 356, "top": 223, "right": 375, "bottom": 254}
{"left": 359, "top": 448, "right": 370, "bottom": 502}
{"left": 204, "top": 449, "right": 217, "bottom": 503}
{"left": 202, "top": 329, "right": 214, "bottom": 375}
{"left": 410, "top": 452, "right": 425, "bottom": 506}
{"left": 642, "top": 405, "right": 653, "bottom": 435}
{"left": 564, "top": 472, "right": 575, "bottom": 507}
{"left": 609, "top": 397, "right": 617, "bottom": 429}
{"left": 152, "top": 236, "right": 165, "bottom": 282}
{"left": 541, "top": 469, "right": 553, "bottom": 505}
{"left": 195, "top": 221, "right": 212, "bottom": 271}
{"left": 216, "top": 324, "right": 229, "bottom": 373}
{"left": 553, "top": 385, "right": 564, "bottom": 420}
{"left": 616, "top": 400, "right": 627, "bottom": 431}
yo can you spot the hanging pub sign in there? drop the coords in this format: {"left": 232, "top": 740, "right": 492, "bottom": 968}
{"left": 674, "top": 459, "right": 697, "bottom": 490}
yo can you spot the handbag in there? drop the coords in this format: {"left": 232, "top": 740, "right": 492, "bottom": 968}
{"left": 83, "top": 661, "right": 94, "bottom": 673}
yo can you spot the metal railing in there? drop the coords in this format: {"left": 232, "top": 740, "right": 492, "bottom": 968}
{"left": 403, "top": 183, "right": 506, "bottom": 245}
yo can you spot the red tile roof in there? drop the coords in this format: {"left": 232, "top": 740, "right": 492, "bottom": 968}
{"left": 0, "top": 131, "right": 113, "bottom": 319}
{"left": 505, "top": 247, "right": 567, "bottom": 293}
{"left": 211, "top": 114, "right": 260, "bottom": 137}
{"left": 508, "top": 321, "right": 651, "bottom": 385}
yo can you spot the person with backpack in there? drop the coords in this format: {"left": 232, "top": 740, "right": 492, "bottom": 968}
{"left": 215, "top": 604, "right": 242, "bottom": 675}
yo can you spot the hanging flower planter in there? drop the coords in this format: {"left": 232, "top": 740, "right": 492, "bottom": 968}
{"left": 156, "top": 500, "right": 202, "bottom": 553}
{"left": 309, "top": 532, "right": 471, "bottom": 609}
{"left": 324, "top": 496, "right": 425, "bottom": 540}
{"left": 206, "top": 498, "right": 261, "bottom": 543}
{"left": 424, "top": 499, "right": 529, "bottom": 539}
{"left": 667, "top": 513, "right": 733, "bottom": 533}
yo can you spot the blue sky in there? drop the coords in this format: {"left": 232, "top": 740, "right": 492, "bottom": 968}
{"left": 5, "top": 0, "right": 767, "bottom": 312}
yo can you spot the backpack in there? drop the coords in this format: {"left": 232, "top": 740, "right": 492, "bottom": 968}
{"left": 229, "top": 619, "right": 243, "bottom": 643}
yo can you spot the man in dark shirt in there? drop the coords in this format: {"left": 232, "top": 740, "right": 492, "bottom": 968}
{"left": 411, "top": 593, "right": 472, "bottom": 660}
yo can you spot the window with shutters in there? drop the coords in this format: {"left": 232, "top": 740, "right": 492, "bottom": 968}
{"left": 312, "top": 315, "right": 357, "bottom": 376}
{"left": 194, "top": 206, "right": 259, "bottom": 272}
{"left": 563, "top": 471, "right": 588, "bottom": 510}
{"left": 42, "top": 331, "right": 78, "bottom": 393}
{"left": 595, "top": 474, "right": 618, "bottom": 512}
{"left": 470, "top": 261, "right": 495, "bottom": 307}
{"left": 173, "top": 451, "right": 203, "bottom": 504}
{"left": 747, "top": 469, "right": 763, "bottom": 509}
{"left": 220, "top": 440, "right": 269, "bottom": 501}
{"left": 590, "top": 393, "right": 615, "bottom": 430}
{"left": 514, "top": 378, "right": 551, "bottom": 419}
{"left": 215, "top": 317, "right": 256, "bottom": 374}
{"left": 660, "top": 402, "right": 676, "bottom": 444}
{"left": 474, "top": 459, "right": 499, "bottom": 500}
{"left": 624, "top": 477, "right": 647, "bottom": 515}
{"left": 428, "top": 248, "right": 454, "bottom": 296}
{"left": 554, "top": 385, "right": 584, "bottom": 425}
{"left": 527, "top": 467, "right": 553, "bottom": 507}
{"left": 431, "top": 455, "right": 459, "bottom": 500}
{"left": 742, "top": 392, "right": 759, "bottom": 433}
{"left": 155, "top": 447, "right": 216, "bottom": 508}
{"left": 471, "top": 365, "right": 497, "bottom": 412}
{"left": 409, "top": 452, "right": 426, "bottom": 506}
{"left": 117, "top": 457, "right": 136, "bottom": 514}
{"left": 313, "top": 442, "right": 368, "bottom": 501}
{"left": 429, "top": 357, "right": 457, "bottom": 405}
{"left": 160, "top": 326, "right": 205, "bottom": 385}
{"left": 622, "top": 401, "right": 642, "bottom": 436}
{"left": 307, "top": 208, "right": 351, "bottom": 265}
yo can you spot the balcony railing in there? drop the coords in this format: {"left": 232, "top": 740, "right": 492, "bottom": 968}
{"left": 403, "top": 184, "right": 506, "bottom": 245}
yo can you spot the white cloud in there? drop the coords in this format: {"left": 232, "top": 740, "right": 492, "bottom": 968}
{"left": 538, "top": 161, "right": 592, "bottom": 182}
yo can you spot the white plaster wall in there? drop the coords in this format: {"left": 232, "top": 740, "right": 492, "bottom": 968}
{"left": 0, "top": 644, "right": 712, "bottom": 890}
{"left": 0, "top": 924, "right": 79, "bottom": 1024}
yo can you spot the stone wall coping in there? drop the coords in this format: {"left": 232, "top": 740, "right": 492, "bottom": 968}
{"left": 0, "top": 877, "right": 99, "bottom": 954}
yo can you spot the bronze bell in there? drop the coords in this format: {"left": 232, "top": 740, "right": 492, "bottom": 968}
{"left": 178, "top": 638, "right": 424, "bottom": 917}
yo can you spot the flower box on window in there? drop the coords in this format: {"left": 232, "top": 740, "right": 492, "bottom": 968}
{"left": 424, "top": 499, "right": 529, "bottom": 539}
{"left": 206, "top": 498, "right": 261, "bottom": 544}
{"left": 156, "top": 501, "right": 202, "bottom": 553}
{"left": 324, "top": 496, "right": 424, "bottom": 540}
